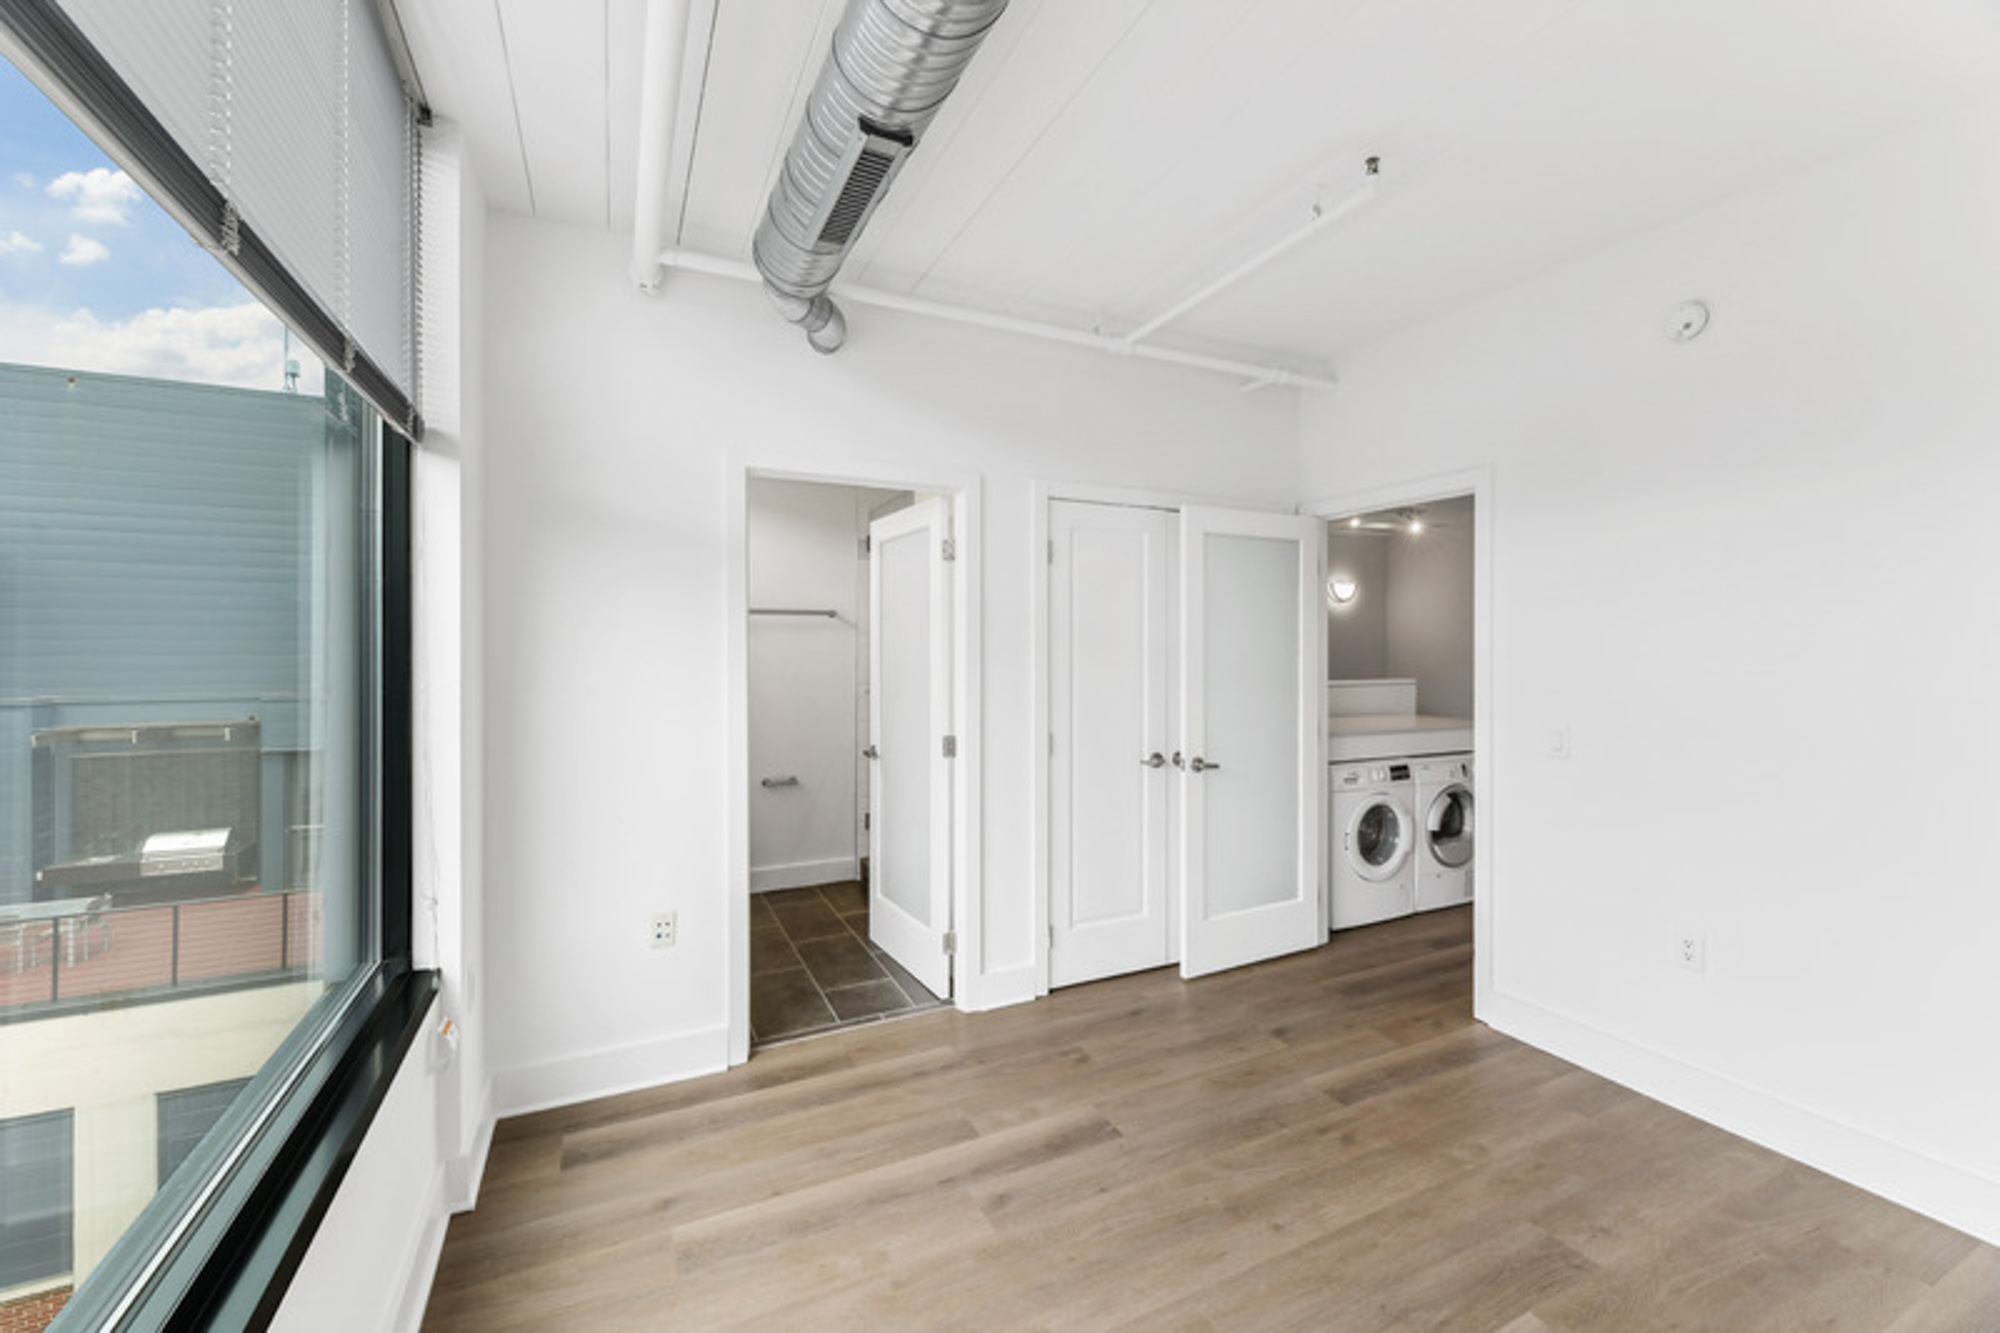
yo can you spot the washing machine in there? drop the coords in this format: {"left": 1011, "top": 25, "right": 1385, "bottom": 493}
{"left": 1413, "top": 753, "right": 1474, "bottom": 912}
{"left": 1329, "top": 759, "right": 1415, "bottom": 929}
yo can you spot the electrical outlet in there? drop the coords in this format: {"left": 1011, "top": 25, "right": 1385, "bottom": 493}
{"left": 1675, "top": 931, "right": 1705, "bottom": 973}
{"left": 650, "top": 912, "right": 677, "bottom": 949}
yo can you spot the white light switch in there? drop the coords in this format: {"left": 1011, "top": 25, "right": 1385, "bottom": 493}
{"left": 1546, "top": 726, "right": 1570, "bottom": 759}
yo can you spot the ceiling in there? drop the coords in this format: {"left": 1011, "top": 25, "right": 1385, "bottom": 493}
{"left": 398, "top": 0, "right": 2000, "bottom": 379}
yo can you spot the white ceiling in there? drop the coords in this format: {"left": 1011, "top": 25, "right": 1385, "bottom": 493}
{"left": 399, "top": 0, "right": 2000, "bottom": 376}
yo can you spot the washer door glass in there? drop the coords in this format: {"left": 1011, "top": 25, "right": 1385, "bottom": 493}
{"left": 1428, "top": 787, "right": 1473, "bottom": 869}
{"left": 1354, "top": 801, "right": 1404, "bottom": 869}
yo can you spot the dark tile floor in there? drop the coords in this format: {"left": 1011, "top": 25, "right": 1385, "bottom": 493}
{"left": 749, "top": 881, "right": 946, "bottom": 1046}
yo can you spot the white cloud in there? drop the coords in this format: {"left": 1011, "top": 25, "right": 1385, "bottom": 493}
{"left": 0, "top": 230, "right": 42, "bottom": 254}
{"left": 0, "top": 300, "right": 324, "bottom": 394}
{"left": 46, "top": 167, "right": 141, "bottom": 225}
{"left": 11, "top": 172, "right": 35, "bottom": 190}
{"left": 59, "top": 234, "right": 110, "bottom": 266}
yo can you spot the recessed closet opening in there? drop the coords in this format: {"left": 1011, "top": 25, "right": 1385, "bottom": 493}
{"left": 741, "top": 476, "right": 963, "bottom": 1049}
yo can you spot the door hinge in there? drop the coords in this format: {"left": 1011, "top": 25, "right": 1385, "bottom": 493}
{"left": 860, "top": 534, "right": 871, "bottom": 557}
{"left": 943, "top": 930, "right": 957, "bottom": 955}
{"left": 863, "top": 811, "right": 870, "bottom": 831}
{"left": 941, "top": 537, "right": 956, "bottom": 562}
{"left": 942, "top": 734, "right": 958, "bottom": 759}
{"left": 1048, "top": 537, "right": 1055, "bottom": 565}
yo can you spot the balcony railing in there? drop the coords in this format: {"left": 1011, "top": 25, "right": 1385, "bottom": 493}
{"left": 0, "top": 889, "right": 323, "bottom": 1018}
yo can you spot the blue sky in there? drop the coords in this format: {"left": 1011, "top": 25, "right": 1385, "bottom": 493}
{"left": 0, "top": 55, "right": 321, "bottom": 393}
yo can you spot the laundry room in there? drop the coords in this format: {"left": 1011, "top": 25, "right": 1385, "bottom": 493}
{"left": 1325, "top": 495, "right": 1475, "bottom": 931}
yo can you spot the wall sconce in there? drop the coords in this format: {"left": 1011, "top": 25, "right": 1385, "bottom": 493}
{"left": 1326, "top": 576, "right": 1357, "bottom": 606}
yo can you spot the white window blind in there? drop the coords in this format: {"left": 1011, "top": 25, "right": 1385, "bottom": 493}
{"left": 51, "top": 0, "right": 420, "bottom": 430}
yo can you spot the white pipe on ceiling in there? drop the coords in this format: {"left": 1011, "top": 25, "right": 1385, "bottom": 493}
{"left": 652, "top": 247, "right": 1338, "bottom": 390}
{"left": 1122, "top": 158, "right": 1380, "bottom": 349}
{"left": 630, "top": 0, "right": 693, "bottom": 293}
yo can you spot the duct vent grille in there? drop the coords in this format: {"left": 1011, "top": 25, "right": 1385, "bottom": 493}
{"left": 818, "top": 144, "right": 900, "bottom": 247}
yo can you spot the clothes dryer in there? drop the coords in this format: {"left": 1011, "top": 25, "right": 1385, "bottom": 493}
{"left": 1329, "top": 759, "right": 1415, "bottom": 929}
{"left": 1413, "top": 753, "right": 1474, "bottom": 912}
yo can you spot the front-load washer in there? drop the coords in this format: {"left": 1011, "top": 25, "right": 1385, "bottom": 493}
{"left": 1413, "top": 753, "right": 1474, "bottom": 912}
{"left": 1330, "top": 759, "right": 1415, "bottom": 929}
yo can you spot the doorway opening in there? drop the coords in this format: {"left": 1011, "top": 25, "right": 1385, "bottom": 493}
{"left": 739, "top": 475, "right": 969, "bottom": 1051}
{"left": 1317, "top": 478, "right": 1486, "bottom": 1006}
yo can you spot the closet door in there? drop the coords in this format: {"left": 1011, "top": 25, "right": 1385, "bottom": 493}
{"left": 1178, "top": 506, "right": 1324, "bottom": 979}
{"left": 868, "top": 497, "right": 953, "bottom": 996}
{"left": 1048, "top": 501, "right": 1173, "bottom": 986}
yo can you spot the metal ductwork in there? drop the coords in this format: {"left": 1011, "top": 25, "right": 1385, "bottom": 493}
{"left": 752, "top": 0, "right": 1008, "bottom": 353}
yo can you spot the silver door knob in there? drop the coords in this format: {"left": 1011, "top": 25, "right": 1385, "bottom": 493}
{"left": 1171, "top": 751, "right": 1184, "bottom": 769}
{"left": 862, "top": 745, "right": 879, "bottom": 760}
{"left": 1141, "top": 752, "right": 1166, "bottom": 768}
{"left": 1189, "top": 756, "right": 1221, "bottom": 773}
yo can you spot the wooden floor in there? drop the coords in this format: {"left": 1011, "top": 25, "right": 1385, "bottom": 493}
{"left": 423, "top": 909, "right": 2000, "bottom": 1330}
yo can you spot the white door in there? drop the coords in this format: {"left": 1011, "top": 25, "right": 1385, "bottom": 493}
{"left": 1049, "top": 501, "right": 1173, "bottom": 986}
{"left": 868, "top": 497, "right": 953, "bottom": 996}
{"left": 1178, "top": 506, "right": 1324, "bottom": 978}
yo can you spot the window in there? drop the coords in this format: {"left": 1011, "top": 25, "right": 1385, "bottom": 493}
{"left": 0, "top": 1111, "right": 73, "bottom": 1292}
{"left": 156, "top": 1080, "right": 252, "bottom": 1189}
{"left": 0, "top": 14, "right": 427, "bottom": 1326}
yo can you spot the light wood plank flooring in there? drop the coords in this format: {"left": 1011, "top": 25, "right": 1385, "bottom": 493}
{"left": 423, "top": 908, "right": 2000, "bottom": 1330}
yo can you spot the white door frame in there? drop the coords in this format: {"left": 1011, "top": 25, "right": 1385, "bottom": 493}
{"left": 728, "top": 459, "right": 983, "bottom": 1066}
{"left": 1302, "top": 466, "right": 1493, "bottom": 1021}
{"left": 1029, "top": 481, "right": 1293, "bottom": 997}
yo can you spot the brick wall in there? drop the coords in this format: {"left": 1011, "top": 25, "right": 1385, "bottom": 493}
{"left": 0, "top": 1286, "right": 71, "bottom": 1333}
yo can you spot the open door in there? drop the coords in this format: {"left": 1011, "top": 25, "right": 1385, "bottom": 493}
{"left": 1178, "top": 506, "right": 1323, "bottom": 978}
{"left": 868, "top": 497, "right": 954, "bottom": 996}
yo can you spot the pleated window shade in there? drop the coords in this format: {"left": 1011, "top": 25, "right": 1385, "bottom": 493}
{"left": 50, "top": 0, "right": 421, "bottom": 432}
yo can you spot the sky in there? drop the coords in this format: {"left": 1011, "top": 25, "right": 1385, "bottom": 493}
{"left": 0, "top": 55, "right": 323, "bottom": 394}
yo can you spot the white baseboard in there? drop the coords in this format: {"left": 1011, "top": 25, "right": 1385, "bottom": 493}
{"left": 1484, "top": 990, "right": 2000, "bottom": 1247}
{"left": 443, "top": 1092, "right": 495, "bottom": 1215}
{"left": 492, "top": 1024, "right": 731, "bottom": 1117}
{"left": 392, "top": 1171, "right": 451, "bottom": 1333}
{"left": 751, "top": 856, "right": 860, "bottom": 892}
{"left": 962, "top": 963, "right": 1037, "bottom": 1013}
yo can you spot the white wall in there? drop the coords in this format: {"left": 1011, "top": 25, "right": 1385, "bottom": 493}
{"left": 1324, "top": 526, "right": 1387, "bottom": 680}
{"left": 1384, "top": 495, "right": 1474, "bottom": 719}
{"left": 745, "top": 479, "right": 890, "bottom": 891}
{"left": 479, "top": 214, "right": 1299, "bottom": 1109}
{"left": 1301, "top": 97, "right": 2000, "bottom": 1243}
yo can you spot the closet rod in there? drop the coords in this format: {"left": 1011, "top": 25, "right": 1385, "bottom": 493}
{"left": 749, "top": 607, "right": 839, "bottom": 618}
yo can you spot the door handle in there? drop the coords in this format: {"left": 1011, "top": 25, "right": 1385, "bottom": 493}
{"left": 1141, "top": 752, "right": 1166, "bottom": 769}
{"left": 1189, "top": 756, "right": 1221, "bottom": 773}
{"left": 1171, "top": 751, "right": 1185, "bottom": 769}
{"left": 862, "top": 745, "right": 879, "bottom": 760}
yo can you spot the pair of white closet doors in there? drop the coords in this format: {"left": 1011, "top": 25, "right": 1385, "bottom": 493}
{"left": 1048, "top": 498, "right": 1323, "bottom": 987}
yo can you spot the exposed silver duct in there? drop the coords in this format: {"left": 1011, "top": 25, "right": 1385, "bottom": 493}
{"left": 752, "top": 0, "right": 1008, "bottom": 353}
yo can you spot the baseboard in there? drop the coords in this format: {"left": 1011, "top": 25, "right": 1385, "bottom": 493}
{"left": 1484, "top": 989, "right": 2000, "bottom": 1247}
{"left": 751, "top": 856, "right": 860, "bottom": 892}
{"left": 443, "top": 1091, "right": 495, "bottom": 1215}
{"left": 392, "top": 1170, "right": 451, "bottom": 1333}
{"left": 962, "top": 963, "right": 1037, "bottom": 1013}
{"left": 492, "top": 1024, "right": 731, "bottom": 1117}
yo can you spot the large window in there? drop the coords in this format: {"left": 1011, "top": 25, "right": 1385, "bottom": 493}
{"left": 0, "top": 28, "right": 422, "bottom": 1329}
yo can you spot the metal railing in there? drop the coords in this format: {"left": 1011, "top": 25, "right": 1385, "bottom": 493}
{"left": 0, "top": 889, "right": 323, "bottom": 1017}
